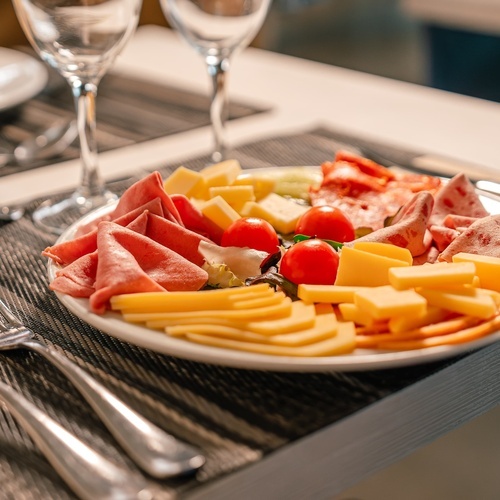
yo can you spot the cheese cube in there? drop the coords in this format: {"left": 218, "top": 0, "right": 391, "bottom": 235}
{"left": 233, "top": 173, "right": 276, "bottom": 200}
{"left": 200, "top": 196, "right": 240, "bottom": 231}
{"left": 208, "top": 185, "right": 256, "bottom": 205}
{"left": 240, "top": 193, "right": 308, "bottom": 234}
{"left": 452, "top": 252, "right": 500, "bottom": 292}
{"left": 163, "top": 166, "right": 206, "bottom": 197}
{"left": 388, "top": 262, "right": 476, "bottom": 290}
{"left": 417, "top": 287, "right": 497, "bottom": 319}
{"left": 199, "top": 159, "right": 242, "bottom": 188}
{"left": 297, "top": 284, "right": 369, "bottom": 304}
{"left": 335, "top": 247, "right": 410, "bottom": 287}
{"left": 354, "top": 285, "right": 427, "bottom": 320}
{"left": 353, "top": 241, "right": 413, "bottom": 265}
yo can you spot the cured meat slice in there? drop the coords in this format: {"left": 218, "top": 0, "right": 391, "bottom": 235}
{"left": 110, "top": 171, "right": 183, "bottom": 225}
{"left": 43, "top": 198, "right": 163, "bottom": 266}
{"left": 50, "top": 251, "right": 98, "bottom": 298}
{"left": 429, "top": 173, "right": 489, "bottom": 226}
{"left": 442, "top": 214, "right": 480, "bottom": 230}
{"left": 310, "top": 152, "right": 441, "bottom": 231}
{"left": 438, "top": 215, "right": 500, "bottom": 262}
{"left": 89, "top": 222, "right": 208, "bottom": 314}
{"left": 145, "top": 213, "right": 212, "bottom": 267}
{"left": 429, "top": 225, "right": 460, "bottom": 252}
{"left": 345, "top": 191, "right": 434, "bottom": 257}
{"left": 171, "top": 194, "right": 224, "bottom": 244}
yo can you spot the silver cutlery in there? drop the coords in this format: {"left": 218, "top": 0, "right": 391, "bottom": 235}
{"left": 0, "top": 298, "right": 205, "bottom": 478}
{"left": 0, "top": 380, "right": 152, "bottom": 500}
{"left": 0, "top": 118, "right": 78, "bottom": 169}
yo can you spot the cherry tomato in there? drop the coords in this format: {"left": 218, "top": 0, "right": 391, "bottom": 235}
{"left": 295, "top": 205, "right": 355, "bottom": 242}
{"left": 280, "top": 238, "right": 339, "bottom": 285}
{"left": 221, "top": 217, "right": 280, "bottom": 254}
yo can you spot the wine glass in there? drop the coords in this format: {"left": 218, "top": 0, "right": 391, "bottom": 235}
{"left": 12, "top": 0, "right": 142, "bottom": 235}
{"left": 160, "top": 0, "right": 272, "bottom": 163}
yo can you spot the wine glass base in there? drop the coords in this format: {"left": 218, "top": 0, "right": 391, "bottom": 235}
{"left": 32, "top": 189, "right": 117, "bottom": 236}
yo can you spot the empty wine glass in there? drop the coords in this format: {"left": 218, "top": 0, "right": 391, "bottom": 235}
{"left": 160, "top": 0, "right": 272, "bottom": 163}
{"left": 12, "top": 0, "right": 142, "bottom": 235}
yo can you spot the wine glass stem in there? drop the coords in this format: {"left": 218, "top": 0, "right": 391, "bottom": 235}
{"left": 207, "top": 57, "right": 230, "bottom": 164}
{"left": 71, "top": 80, "right": 105, "bottom": 199}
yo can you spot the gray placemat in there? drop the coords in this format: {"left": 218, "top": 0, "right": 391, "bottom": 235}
{"left": 0, "top": 127, "right": 469, "bottom": 499}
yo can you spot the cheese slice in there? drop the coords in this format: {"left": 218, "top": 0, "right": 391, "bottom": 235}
{"left": 297, "top": 284, "right": 369, "bottom": 304}
{"left": 452, "top": 252, "right": 500, "bottom": 292}
{"left": 338, "top": 302, "right": 382, "bottom": 327}
{"left": 353, "top": 241, "right": 413, "bottom": 264}
{"left": 388, "top": 305, "right": 451, "bottom": 334}
{"left": 208, "top": 185, "right": 255, "bottom": 205}
{"left": 163, "top": 166, "right": 205, "bottom": 197}
{"left": 354, "top": 285, "right": 427, "bottom": 320}
{"left": 200, "top": 196, "right": 241, "bottom": 231}
{"left": 389, "top": 262, "right": 476, "bottom": 290}
{"left": 183, "top": 321, "right": 356, "bottom": 356}
{"left": 417, "top": 287, "right": 497, "bottom": 319}
{"left": 335, "top": 247, "right": 410, "bottom": 287}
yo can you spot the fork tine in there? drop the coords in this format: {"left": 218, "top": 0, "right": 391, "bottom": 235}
{"left": 0, "top": 298, "right": 23, "bottom": 327}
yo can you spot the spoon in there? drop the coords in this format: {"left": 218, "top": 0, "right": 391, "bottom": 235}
{"left": 0, "top": 118, "right": 78, "bottom": 168}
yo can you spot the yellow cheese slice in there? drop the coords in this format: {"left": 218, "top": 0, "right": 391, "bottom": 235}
{"left": 335, "top": 247, "right": 410, "bottom": 287}
{"left": 111, "top": 284, "right": 271, "bottom": 313}
{"left": 452, "top": 252, "right": 500, "bottom": 292}
{"left": 132, "top": 298, "right": 293, "bottom": 327}
{"left": 338, "top": 302, "right": 381, "bottom": 327}
{"left": 388, "top": 262, "right": 476, "bottom": 290}
{"left": 199, "top": 159, "right": 242, "bottom": 188}
{"left": 353, "top": 241, "right": 413, "bottom": 265}
{"left": 166, "top": 310, "right": 337, "bottom": 347}
{"left": 416, "top": 287, "right": 497, "bottom": 319}
{"left": 388, "top": 305, "right": 452, "bottom": 334}
{"left": 183, "top": 321, "right": 356, "bottom": 357}
{"left": 354, "top": 285, "right": 427, "bottom": 320}
{"left": 233, "top": 173, "right": 275, "bottom": 200}
{"left": 297, "top": 284, "right": 369, "bottom": 304}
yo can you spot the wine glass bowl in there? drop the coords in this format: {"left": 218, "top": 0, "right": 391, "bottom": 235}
{"left": 12, "top": 0, "right": 142, "bottom": 234}
{"left": 161, "top": 0, "right": 272, "bottom": 163}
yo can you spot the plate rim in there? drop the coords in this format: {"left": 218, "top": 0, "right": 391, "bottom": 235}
{"left": 0, "top": 47, "right": 48, "bottom": 112}
{"left": 47, "top": 167, "right": 500, "bottom": 372}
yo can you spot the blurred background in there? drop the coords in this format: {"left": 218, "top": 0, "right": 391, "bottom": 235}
{"left": 2, "top": 0, "right": 500, "bottom": 102}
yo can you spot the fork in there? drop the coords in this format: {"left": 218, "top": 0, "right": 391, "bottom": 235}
{"left": 0, "top": 298, "right": 205, "bottom": 478}
{"left": 0, "top": 380, "right": 151, "bottom": 500}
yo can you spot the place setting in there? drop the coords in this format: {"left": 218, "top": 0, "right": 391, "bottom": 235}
{"left": 1, "top": 0, "right": 500, "bottom": 499}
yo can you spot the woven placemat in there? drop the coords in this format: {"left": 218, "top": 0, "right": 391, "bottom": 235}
{"left": 0, "top": 69, "right": 266, "bottom": 178}
{"left": 0, "top": 127, "right": 460, "bottom": 499}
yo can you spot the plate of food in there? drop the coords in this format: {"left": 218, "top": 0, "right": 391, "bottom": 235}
{"left": 0, "top": 47, "right": 48, "bottom": 112}
{"left": 44, "top": 153, "right": 500, "bottom": 372}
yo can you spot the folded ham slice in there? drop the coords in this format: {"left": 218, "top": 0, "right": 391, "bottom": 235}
{"left": 75, "top": 171, "right": 183, "bottom": 236}
{"left": 88, "top": 222, "right": 208, "bottom": 314}
{"left": 345, "top": 191, "right": 434, "bottom": 257}
{"left": 50, "top": 251, "right": 98, "bottom": 298}
{"left": 429, "top": 173, "right": 489, "bottom": 226}
{"left": 43, "top": 198, "right": 164, "bottom": 266}
{"left": 438, "top": 214, "right": 500, "bottom": 262}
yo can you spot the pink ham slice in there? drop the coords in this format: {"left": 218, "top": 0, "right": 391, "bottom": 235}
{"left": 171, "top": 194, "right": 224, "bottom": 244}
{"left": 438, "top": 214, "right": 500, "bottom": 262}
{"left": 345, "top": 191, "right": 434, "bottom": 257}
{"left": 144, "top": 212, "right": 212, "bottom": 267}
{"left": 43, "top": 198, "right": 164, "bottom": 266}
{"left": 429, "top": 173, "right": 489, "bottom": 226}
{"left": 429, "top": 225, "right": 461, "bottom": 252}
{"left": 75, "top": 171, "right": 183, "bottom": 236}
{"left": 442, "top": 214, "right": 480, "bottom": 230}
{"left": 89, "top": 222, "right": 208, "bottom": 314}
{"left": 50, "top": 251, "right": 98, "bottom": 298}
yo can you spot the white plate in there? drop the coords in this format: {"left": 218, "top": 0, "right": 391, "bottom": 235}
{"left": 0, "top": 48, "right": 48, "bottom": 112}
{"left": 47, "top": 168, "right": 500, "bottom": 372}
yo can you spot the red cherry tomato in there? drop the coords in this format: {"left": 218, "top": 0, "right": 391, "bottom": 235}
{"left": 221, "top": 217, "right": 280, "bottom": 254}
{"left": 295, "top": 205, "right": 355, "bottom": 243}
{"left": 279, "top": 238, "right": 339, "bottom": 285}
